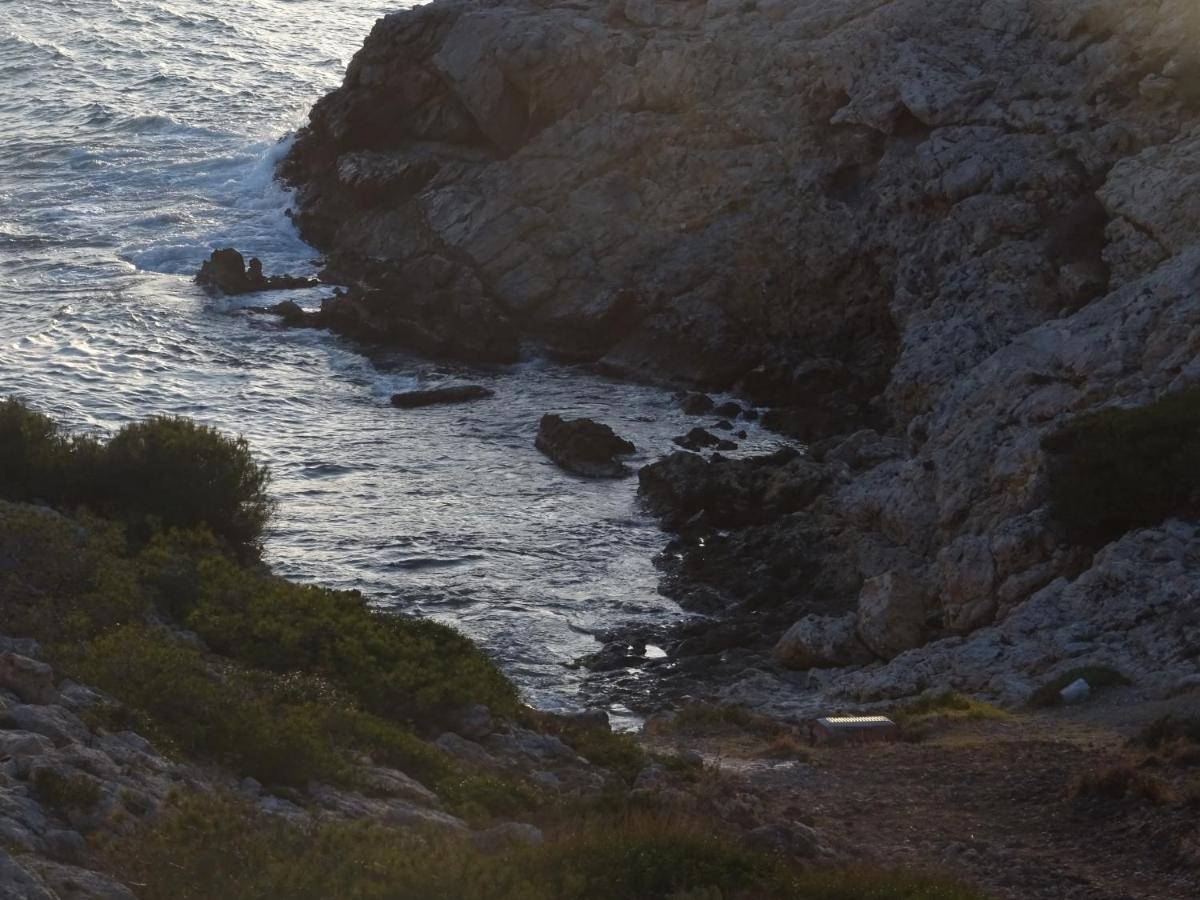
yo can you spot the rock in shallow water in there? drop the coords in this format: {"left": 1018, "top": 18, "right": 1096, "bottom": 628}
{"left": 390, "top": 385, "right": 495, "bottom": 408}
{"left": 535, "top": 414, "right": 635, "bottom": 478}
{"left": 195, "top": 248, "right": 316, "bottom": 296}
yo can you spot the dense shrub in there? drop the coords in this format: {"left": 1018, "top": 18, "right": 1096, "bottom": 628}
{"left": 530, "top": 714, "right": 647, "bottom": 783}
{"left": 0, "top": 400, "right": 272, "bottom": 558}
{"left": 102, "top": 416, "right": 273, "bottom": 557}
{"left": 147, "top": 544, "right": 519, "bottom": 729}
{"left": 99, "top": 795, "right": 988, "bottom": 900}
{"left": 69, "top": 625, "right": 344, "bottom": 787}
{"left": 1043, "top": 389, "right": 1200, "bottom": 545}
{"left": 0, "top": 399, "right": 68, "bottom": 501}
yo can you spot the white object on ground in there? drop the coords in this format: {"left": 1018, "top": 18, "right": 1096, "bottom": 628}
{"left": 1059, "top": 678, "right": 1091, "bottom": 704}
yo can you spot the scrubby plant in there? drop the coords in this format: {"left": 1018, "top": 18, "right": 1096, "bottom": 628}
{"left": 0, "top": 507, "right": 144, "bottom": 644}
{"left": 1043, "top": 388, "right": 1200, "bottom": 545}
{"left": 653, "top": 703, "right": 774, "bottom": 736}
{"left": 33, "top": 768, "right": 102, "bottom": 815}
{"left": 1069, "top": 764, "right": 1176, "bottom": 807}
{"left": 0, "top": 398, "right": 70, "bottom": 501}
{"left": 68, "top": 625, "right": 345, "bottom": 787}
{"left": 98, "top": 794, "right": 988, "bottom": 900}
{"left": 160, "top": 545, "right": 519, "bottom": 729}
{"left": 1029, "top": 667, "right": 1130, "bottom": 707}
{"left": 1134, "top": 714, "right": 1200, "bottom": 750}
{"left": 523, "top": 710, "right": 648, "bottom": 783}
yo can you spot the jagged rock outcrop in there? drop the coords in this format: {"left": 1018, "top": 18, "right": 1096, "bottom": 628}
{"left": 195, "top": 248, "right": 317, "bottom": 295}
{"left": 284, "top": 0, "right": 1200, "bottom": 704}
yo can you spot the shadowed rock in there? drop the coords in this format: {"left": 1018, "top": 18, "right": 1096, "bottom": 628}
{"left": 390, "top": 385, "right": 494, "bottom": 408}
{"left": 535, "top": 414, "right": 635, "bottom": 478}
{"left": 196, "top": 248, "right": 317, "bottom": 296}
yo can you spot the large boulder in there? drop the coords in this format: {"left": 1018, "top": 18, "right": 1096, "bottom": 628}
{"left": 773, "top": 613, "right": 873, "bottom": 670}
{"left": 855, "top": 570, "right": 930, "bottom": 660}
{"left": 535, "top": 415, "right": 635, "bottom": 478}
{"left": 0, "top": 654, "right": 57, "bottom": 706}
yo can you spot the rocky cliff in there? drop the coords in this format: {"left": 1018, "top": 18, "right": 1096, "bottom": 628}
{"left": 282, "top": 0, "right": 1200, "bottom": 710}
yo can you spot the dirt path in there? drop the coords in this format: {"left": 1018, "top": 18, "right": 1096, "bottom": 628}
{"left": 652, "top": 694, "right": 1200, "bottom": 899}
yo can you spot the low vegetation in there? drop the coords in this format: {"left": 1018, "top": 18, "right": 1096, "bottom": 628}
{"left": 1043, "top": 388, "right": 1200, "bottom": 545}
{"left": 33, "top": 769, "right": 102, "bottom": 816}
{"left": 894, "top": 692, "right": 1011, "bottom": 726}
{"left": 1028, "top": 667, "right": 1130, "bottom": 707}
{"left": 1134, "top": 714, "right": 1200, "bottom": 750}
{"left": 652, "top": 703, "right": 786, "bottom": 738}
{"left": 1069, "top": 764, "right": 1177, "bottom": 807}
{"left": 97, "top": 794, "right": 987, "bottom": 900}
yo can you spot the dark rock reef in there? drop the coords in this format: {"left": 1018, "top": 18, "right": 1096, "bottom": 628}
{"left": 535, "top": 414, "right": 635, "bottom": 478}
{"left": 196, "top": 248, "right": 316, "bottom": 295}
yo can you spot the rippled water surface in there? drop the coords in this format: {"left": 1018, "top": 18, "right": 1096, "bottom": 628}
{"left": 0, "top": 0, "right": 783, "bottom": 715}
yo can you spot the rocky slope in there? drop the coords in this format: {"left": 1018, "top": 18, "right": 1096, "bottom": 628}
{"left": 282, "top": 0, "right": 1200, "bottom": 714}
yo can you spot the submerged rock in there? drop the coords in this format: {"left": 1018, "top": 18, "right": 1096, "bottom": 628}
{"left": 390, "top": 385, "right": 494, "bottom": 408}
{"left": 678, "top": 393, "right": 715, "bottom": 415}
{"left": 535, "top": 414, "right": 635, "bottom": 478}
{"left": 195, "top": 248, "right": 316, "bottom": 295}
{"left": 672, "top": 428, "right": 736, "bottom": 452}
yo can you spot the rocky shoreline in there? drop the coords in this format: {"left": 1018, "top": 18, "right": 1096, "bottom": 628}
{"left": 276, "top": 0, "right": 1200, "bottom": 722}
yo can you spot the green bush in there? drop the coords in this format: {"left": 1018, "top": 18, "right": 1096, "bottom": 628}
{"left": 525, "top": 711, "right": 648, "bottom": 783}
{"left": 0, "top": 399, "right": 69, "bottom": 502}
{"left": 0, "top": 506, "right": 145, "bottom": 644}
{"left": 0, "top": 401, "right": 273, "bottom": 558}
{"left": 102, "top": 417, "right": 273, "bottom": 557}
{"left": 1043, "top": 389, "right": 1200, "bottom": 545}
{"left": 1134, "top": 714, "right": 1200, "bottom": 750}
{"left": 69, "top": 625, "right": 344, "bottom": 787}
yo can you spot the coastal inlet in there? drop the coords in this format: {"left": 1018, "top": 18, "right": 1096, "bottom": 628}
{"left": 0, "top": 0, "right": 786, "bottom": 719}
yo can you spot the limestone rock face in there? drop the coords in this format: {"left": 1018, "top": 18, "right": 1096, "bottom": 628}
{"left": 834, "top": 522, "right": 1200, "bottom": 706}
{"left": 856, "top": 570, "right": 930, "bottom": 661}
{"left": 286, "top": 0, "right": 1200, "bottom": 698}
{"left": 0, "top": 654, "right": 58, "bottom": 706}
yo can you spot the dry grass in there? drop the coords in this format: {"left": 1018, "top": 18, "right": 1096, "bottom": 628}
{"left": 893, "top": 693, "right": 1012, "bottom": 738}
{"left": 1070, "top": 764, "right": 1177, "bottom": 807}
